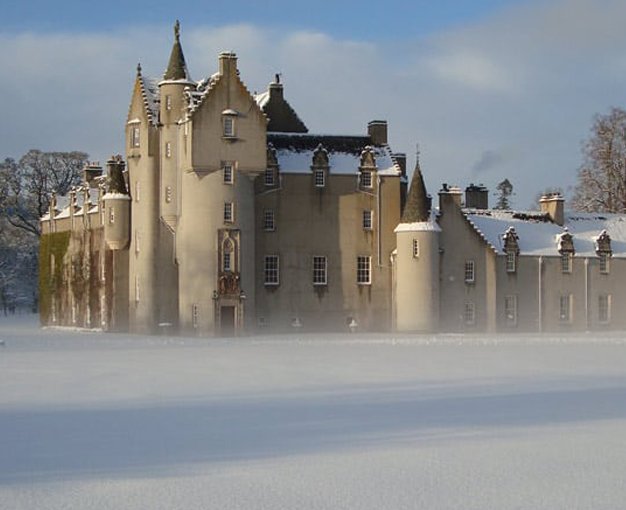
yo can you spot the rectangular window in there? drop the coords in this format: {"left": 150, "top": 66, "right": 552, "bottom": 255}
{"left": 464, "top": 302, "right": 476, "bottom": 325}
{"left": 506, "top": 251, "right": 516, "bottom": 273}
{"left": 135, "top": 275, "right": 140, "bottom": 303}
{"left": 504, "top": 295, "right": 517, "bottom": 327}
{"left": 363, "top": 210, "right": 373, "bottom": 230}
{"left": 135, "top": 181, "right": 140, "bottom": 202}
{"left": 165, "top": 95, "right": 172, "bottom": 110}
{"left": 223, "top": 163, "right": 233, "bottom": 184}
{"left": 223, "top": 251, "right": 232, "bottom": 272}
{"left": 109, "top": 207, "right": 115, "bottom": 224}
{"left": 263, "top": 210, "right": 275, "bottom": 231}
{"left": 224, "top": 202, "right": 234, "bottom": 223}
{"left": 131, "top": 126, "right": 140, "bottom": 148}
{"left": 561, "top": 253, "right": 572, "bottom": 273}
{"left": 559, "top": 294, "right": 572, "bottom": 323}
{"left": 223, "top": 116, "right": 235, "bottom": 137}
{"left": 464, "top": 260, "right": 475, "bottom": 283}
{"left": 357, "top": 256, "right": 371, "bottom": 285}
{"left": 264, "top": 255, "right": 279, "bottom": 285}
{"left": 412, "top": 239, "right": 420, "bottom": 258}
{"left": 165, "top": 186, "right": 172, "bottom": 204}
{"left": 165, "top": 141, "right": 171, "bottom": 158}
{"left": 313, "top": 256, "right": 327, "bottom": 285}
{"left": 599, "top": 253, "right": 610, "bottom": 274}
{"left": 100, "top": 294, "right": 106, "bottom": 327}
{"left": 361, "top": 171, "right": 372, "bottom": 188}
{"left": 192, "top": 304, "right": 199, "bottom": 329}
{"left": 265, "top": 168, "right": 275, "bottom": 186}
{"left": 599, "top": 294, "right": 611, "bottom": 324}
{"left": 314, "top": 169, "right": 325, "bottom": 188}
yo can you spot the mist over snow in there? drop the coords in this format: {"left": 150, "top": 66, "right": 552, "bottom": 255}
{"left": 2, "top": 316, "right": 626, "bottom": 508}
{"left": 1, "top": 0, "right": 626, "bottom": 205}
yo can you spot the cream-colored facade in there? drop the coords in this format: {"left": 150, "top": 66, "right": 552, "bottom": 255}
{"left": 39, "top": 23, "right": 626, "bottom": 335}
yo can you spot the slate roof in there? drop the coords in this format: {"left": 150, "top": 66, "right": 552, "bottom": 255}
{"left": 464, "top": 209, "right": 626, "bottom": 258}
{"left": 268, "top": 133, "right": 400, "bottom": 175}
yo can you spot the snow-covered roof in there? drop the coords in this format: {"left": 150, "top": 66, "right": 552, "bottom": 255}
{"left": 139, "top": 76, "right": 160, "bottom": 126}
{"left": 464, "top": 209, "right": 626, "bottom": 258}
{"left": 268, "top": 134, "right": 400, "bottom": 176}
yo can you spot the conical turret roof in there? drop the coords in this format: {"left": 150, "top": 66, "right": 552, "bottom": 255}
{"left": 163, "top": 20, "right": 191, "bottom": 81}
{"left": 401, "top": 156, "right": 430, "bottom": 222}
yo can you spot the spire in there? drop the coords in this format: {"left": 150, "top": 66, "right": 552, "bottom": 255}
{"left": 401, "top": 148, "right": 430, "bottom": 222}
{"left": 163, "top": 20, "right": 191, "bottom": 81}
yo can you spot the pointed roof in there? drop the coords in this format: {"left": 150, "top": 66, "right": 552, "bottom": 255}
{"left": 255, "top": 76, "right": 308, "bottom": 133}
{"left": 163, "top": 20, "right": 191, "bottom": 81}
{"left": 401, "top": 156, "right": 430, "bottom": 222}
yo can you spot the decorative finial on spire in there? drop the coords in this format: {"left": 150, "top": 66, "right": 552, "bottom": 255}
{"left": 136, "top": 62, "right": 142, "bottom": 75}
{"left": 415, "top": 143, "right": 420, "bottom": 162}
{"left": 174, "top": 20, "right": 180, "bottom": 40}
{"left": 275, "top": 72, "right": 281, "bottom": 84}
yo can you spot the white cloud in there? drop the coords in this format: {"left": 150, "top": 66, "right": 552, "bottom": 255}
{"left": 1, "top": 0, "right": 626, "bottom": 207}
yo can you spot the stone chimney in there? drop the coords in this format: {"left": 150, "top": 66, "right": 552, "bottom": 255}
{"left": 392, "top": 153, "right": 406, "bottom": 177}
{"left": 218, "top": 51, "right": 238, "bottom": 77}
{"left": 465, "top": 183, "right": 489, "bottom": 209}
{"left": 439, "top": 183, "right": 462, "bottom": 211}
{"left": 84, "top": 162, "right": 103, "bottom": 188}
{"left": 539, "top": 193, "right": 564, "bottom": 226}
{"left": 367, "top": 120, "right": 388, "bottom": 146}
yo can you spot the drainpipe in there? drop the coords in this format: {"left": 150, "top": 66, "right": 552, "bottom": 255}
{"left": 538, "top": 256, "right": 543, "bottom": 333}
{"left": 377, "top": 175, "right": 382, "bottom": 267}
{"left": 584, "top": 257, "right": 589, "bottom": 331}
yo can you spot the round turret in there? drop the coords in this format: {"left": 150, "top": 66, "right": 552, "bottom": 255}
{"left": 103, "top": 156, "right": 130, "bottom": 250}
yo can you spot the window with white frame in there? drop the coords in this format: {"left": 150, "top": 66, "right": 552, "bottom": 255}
{"left": 363, "top": 210, "right": 373, "bottom": 230}
{"left": 313, "top": 256, "right": 327, "bottom": 285}
{"left": 464, "top": 302, "right": 476, "bottom": 325}
{"left": 559, "top": 294, "right": 572, "bottom": 323}
{"left": 506, "top": 251, "right": 516, "bottom": 273}
{"left": 264, "top": 255, "right": 279, "bottom": 285}
{"left": 561, "top": 253, "right": 572, "bottom": 273}
{"left": 131, "top": 126, "right": 140, "bottom": 148}
{"left": 223, "top": 116, "right": 235, "bottom": 137}
{"left": 464, "top": 260, "right": 475, "bottom": 283}
{"left": 361, "top": 171, "right": 372, "bottom": 188}
{"left": 504, "top": 295, "right": 517, "bottom": 327}
{"left": 165, "top": 95, "right": 172, "bottom": 110}
{"left": 264, "top": 167, "right": 275, "bottom": 186}
{"left": 224, "top": 202, "right": 234, "bottom": 223}
{"left": 357, "top": 256, "right": 371, "bottom": 285}
{"left": 598, "top": 294, "right": 611, "bottom": 323}
{"left": 165, "top": 142, "right": 171, "bottom": 158}
{"left": 223, "top": 163, "right": 233, "bottom": 184}
{"left": 314, "top": 169, "right": 325, "bottom": 188}
{"left": 263, "top": 210, "right": 275, "bottom": 231}
{"left": 599, "top": 252, "right": 610, "bottom": 274}
{"left": 412, "top": 239, "right": 419, "bottom": 258}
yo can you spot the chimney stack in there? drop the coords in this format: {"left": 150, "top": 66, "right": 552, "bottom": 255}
{"left": 392, "top": 153, "right": 406, "bottom": 176}
{"left": 465, "top": 183, "right": 489, "bottom": 209}
{"left": 539, "top": 193, "right": 564, "bottom": 226}
{"left": 218, "top": 51, "right": 238, "bottom": 77}
{"left": 367, "top": 120, "right": 388, "bottom": 146}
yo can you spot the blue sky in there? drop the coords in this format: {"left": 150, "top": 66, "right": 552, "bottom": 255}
{"left": 1, "top": 0, "right": 625, "bottom": 207}
{"left": 4, "top": 1, "right": 525, "bottom": 38}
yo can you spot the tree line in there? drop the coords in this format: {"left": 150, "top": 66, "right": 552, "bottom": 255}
{"left": 0, "top": 150, "right": 87, "bottom": 313}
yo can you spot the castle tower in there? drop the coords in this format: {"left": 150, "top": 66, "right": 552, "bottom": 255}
{"left": 394, "top": 155, "right": 440, "bottom": 332}
{"left": 158, "top": 20, "right": 193, "bottom": 231}
{"left": 103, "top": 156, "right": 130, "bottom": 250}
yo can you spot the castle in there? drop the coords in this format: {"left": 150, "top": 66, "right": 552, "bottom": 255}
{"left": 39, "top": 23, "right": 626, "bottom": 335}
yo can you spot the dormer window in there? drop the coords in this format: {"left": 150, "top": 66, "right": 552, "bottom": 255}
{"left": 311, "top": 144, "right": 329, "bottom": 189}
{"left": 502, "top": 227, "right": 519, "bottom": 274}
{"left": 314, "top": 169, "right": 325, "bottom": 187}
{"left": 595, "top": 230, "right": 611, "bottom": 275}
{"left": 557, "top": 229, "right": 574, "bottom": 274}
{"left": 599, "top": 252, "right": 610, "bottom": 274}
{"left": 361, "top": 171, "right": 373, "bottom": 188}
{"left": 561, "top": 253, "right": 572, "bottom": 273}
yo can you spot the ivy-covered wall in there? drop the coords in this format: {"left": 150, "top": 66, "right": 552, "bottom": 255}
{"left": 38, "top": 231, "right": 71, "bottom": 325}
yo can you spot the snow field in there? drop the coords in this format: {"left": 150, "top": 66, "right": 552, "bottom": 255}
{"left": 1, "top": 316, "right": 626, "bottom": 509}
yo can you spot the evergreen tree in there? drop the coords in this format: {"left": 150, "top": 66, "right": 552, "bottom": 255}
{"left": 494, "top": 178, "right": 514, "bottom": 210}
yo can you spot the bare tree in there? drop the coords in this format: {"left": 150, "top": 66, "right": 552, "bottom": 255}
{"left": 572, "top": 107, "right": 626, "bottom": 213}
{"left": 0, "top": 150, "right": 88, "bottom": 236}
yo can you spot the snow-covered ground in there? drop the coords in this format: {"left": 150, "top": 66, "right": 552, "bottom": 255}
{"left": 1, "top": 316, "right": 626, "bottom": 509}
